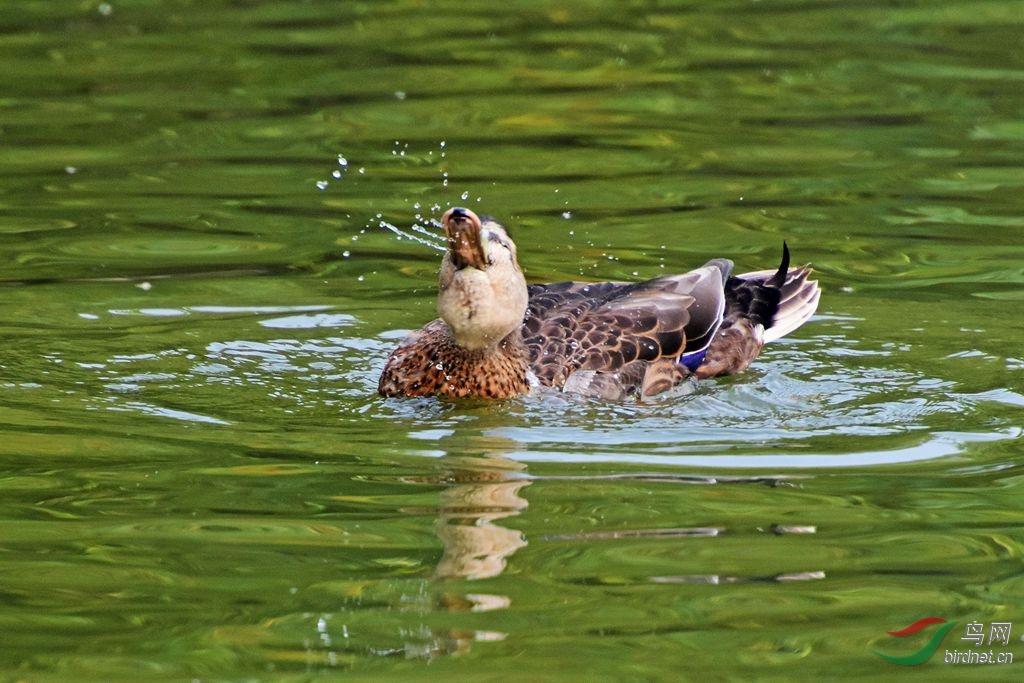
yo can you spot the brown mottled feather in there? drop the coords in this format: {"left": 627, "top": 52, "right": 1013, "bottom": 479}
{"left": 378, "top": 320, "right": 530, "bottom": 399}
{"left": 524, "top": 264, "right": 727, "bottom": 396}
{"left": 693, "top": 320, "right": 765, "bottom": 379}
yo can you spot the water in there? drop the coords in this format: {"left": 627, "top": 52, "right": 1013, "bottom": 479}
{"left": 2, "top": 1, "right": 1023, "bottom": 680}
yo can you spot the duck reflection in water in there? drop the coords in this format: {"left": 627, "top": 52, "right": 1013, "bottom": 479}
{"left": 378, "top": 450, "right": 827, "bottom": 661}
{"left": 431, "top": 455, "right": 530, "bottom": 581}
{"left": 393, "top": 452, "right": 529, "bottom": 658}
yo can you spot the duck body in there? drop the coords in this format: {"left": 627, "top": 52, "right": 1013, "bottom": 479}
{"left": 378, "top": 208, "right": 820, "bottom": 400}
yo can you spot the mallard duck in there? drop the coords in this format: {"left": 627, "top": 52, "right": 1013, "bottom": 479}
{"left": 378, "top": 207, "right": 820, "bottom": 400}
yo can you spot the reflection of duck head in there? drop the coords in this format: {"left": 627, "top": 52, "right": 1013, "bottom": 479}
{"left": 426, "top": 457, "right": 530, "bottom": 581}
{"left": 434, "top": 477, "right": 530, "bottom": 580}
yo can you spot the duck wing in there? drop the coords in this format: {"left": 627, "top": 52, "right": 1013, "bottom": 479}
{"left": 523, "top": 261, "right": 730, "bottom": 397}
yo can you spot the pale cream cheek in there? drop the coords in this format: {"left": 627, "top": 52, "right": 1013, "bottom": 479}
{"left": 503, "top": 273, "right": 528, "bottom": 323}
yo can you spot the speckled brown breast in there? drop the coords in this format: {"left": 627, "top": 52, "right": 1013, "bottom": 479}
{"left": 378, "top": 320, "right": 531, "bottom": 399}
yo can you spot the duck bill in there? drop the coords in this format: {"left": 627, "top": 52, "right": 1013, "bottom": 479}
{"left": 443, "top": 207, "right": 487, "bottom": 270}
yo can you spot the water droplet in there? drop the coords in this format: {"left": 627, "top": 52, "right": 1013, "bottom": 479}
{"left": 434, "top": 363, "right": 444, "bottom": 371}
{"left": 562, "top": 211, "right": 572, "bottom": 219}
{"left": 394, "top": 90, "right": 406, "bottom": 100}
{"left": 460, "top": 191, "right": 469, "bottom": 200}
{"left": 337, "top": 155, "right": 348, "bottom": 167}
{"left": 64, "top": 166, "right": 78, "bottom": 175}
{"left": 331, "top": 170, "right": 342, "bottom": 179}
{"left": 358, "top": 167, "right": 365, "bottom": 175}
{"left": 357, "top": 275, "right": 365, "bottom": 282}
{"left": 98, "top": 3, "right": 113, "bottom": 16}
{"left": 315, "top": 180, "right": 329, "bottom": 190}
{"left": 342, "top": 250, "right": 351, "bottom": 258}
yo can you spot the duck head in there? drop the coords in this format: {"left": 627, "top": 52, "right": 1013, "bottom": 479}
{"left": 438, "top": 207, "right": 528, "bottom": 351}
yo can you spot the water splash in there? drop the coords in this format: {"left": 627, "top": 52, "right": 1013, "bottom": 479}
{"left": 315, "top": 152, "right": 352, "bottom": 191}
{"left": 328, "top": 140, "right": 475, "bottom": 255}
{"left": 378, "top": 220, "right": 446, "bottom": 252}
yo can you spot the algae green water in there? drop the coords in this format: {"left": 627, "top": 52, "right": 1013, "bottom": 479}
{"left": 2, "top": 1, "right": 1023, "bottom": 680}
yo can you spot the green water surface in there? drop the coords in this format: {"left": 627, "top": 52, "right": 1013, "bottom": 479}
{"left": 2, "top": 1, "right": 1023, "bottom": 681}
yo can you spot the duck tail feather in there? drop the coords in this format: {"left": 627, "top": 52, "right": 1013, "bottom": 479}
{"left": 763, "top": 264, "right": 820, "bottom": 344}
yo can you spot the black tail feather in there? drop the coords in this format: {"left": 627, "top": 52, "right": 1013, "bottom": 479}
{"left": 722, "top": 242, "right": 791, "bottom": 330}
{"left": 765, "top": 241, "right": 790, "bottom": 289}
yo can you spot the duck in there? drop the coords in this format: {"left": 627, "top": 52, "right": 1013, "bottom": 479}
{"left": 378, "top": 207, "right": 820, "bottom": 400}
